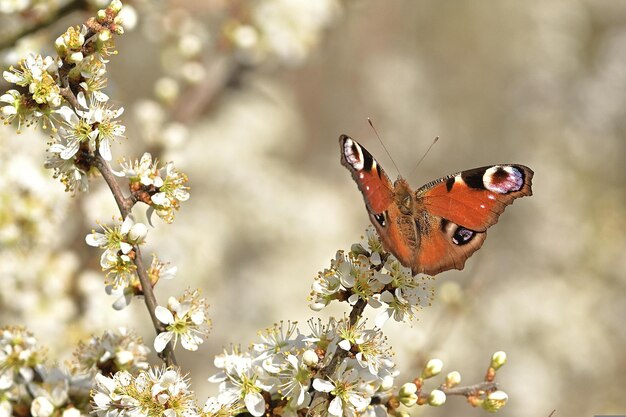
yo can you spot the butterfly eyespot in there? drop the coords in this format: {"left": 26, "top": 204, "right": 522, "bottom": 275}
{"left": 342, "top": 137, "right": 365, "bottom": 170}
{"left": 374, "top": 212, "right": 386, "bottom": 227}
{"left": 483, "top": 166, "right": 524, "bottom": 194}
{"left": 441, "top": 219, "right": 476, "bottom": 246}
{"left": 452, "top": 227, "right": 475, "bottom": 245}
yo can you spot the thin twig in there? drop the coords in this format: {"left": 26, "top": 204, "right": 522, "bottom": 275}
{"left": 95, "top": 155, "right": 177, "bottom": 367}
{"left": 170, "top": 56, "right": 240, "bottom": 124}
{"left": 440, "top": 381, "right": 498, "bottom": 397}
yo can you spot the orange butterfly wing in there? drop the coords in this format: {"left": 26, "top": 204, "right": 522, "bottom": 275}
{"left": 417, "top": 165, "right": 534, "bottom": 231}
{"left": 340, "top": 135, "right": 419, "bottom": 267}
{"left": 412, "top": 165, "right": 533, "bottom": 274}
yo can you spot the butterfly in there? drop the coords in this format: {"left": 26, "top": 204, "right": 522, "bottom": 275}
{"left": 340, "top": 134, "right": 534, "bottom": 275}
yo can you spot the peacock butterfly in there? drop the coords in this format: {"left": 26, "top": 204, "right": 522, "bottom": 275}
{"left": 339, "top": 134, "right": 534, "bottom": 275}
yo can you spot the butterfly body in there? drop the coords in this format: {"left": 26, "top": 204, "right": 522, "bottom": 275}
{"left": 340, "top": 135, "right": 533, "bottom": 275}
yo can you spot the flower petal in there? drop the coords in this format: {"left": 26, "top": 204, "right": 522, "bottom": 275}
{"left": 312, "top": 378, "right": 333, "bottom": 393}
{"left": 85, "top": 232, "right": 107, "bottom": 247}
{"left": 99, "top": 138, "right": 112, "bottom": 161}
{"left": 155, "top": 306, "right": 175, "bottom": 324}
{"left": 375, "top": 309, "right": 392, "bottom": 328}
{"left": 153, "top": 331, "right": 173, "bottom": 353}
{"left": 328, "top": 396, "right": 343, "bottom": 417}
{"left": 244, "top": 391, "right": 265, "bottom": 417}
{"left": 60, "top": 139, "right": 80, "bottom": 160}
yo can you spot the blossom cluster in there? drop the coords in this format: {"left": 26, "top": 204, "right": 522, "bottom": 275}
{"left": 206, "top": 319, "right": 396, "bottom": 417}
{"left": 70, "top": 327, "right": 150, "bottom": 376}
{"left": 85, "top": 214, "right": 210, "bottom": 353}
{"left": 310, "top": 227, "right": 435, "bottom": 327}
{"left": 1, "top": 0, "right": 125, "bottom": 193}
{"left": 92, "top": 367, "right": 198, "bottom": 417}
{"left": 117, "top": 152, "right": 190, "bottom": 224}
{"left": 86, "top": 216, "right": 147, "bottom": 290}
{"left": 223, "top": 0, "right": 341, "bottom": 66}
{"left": 0, "top": 326, "right": 156, "bottom": 417}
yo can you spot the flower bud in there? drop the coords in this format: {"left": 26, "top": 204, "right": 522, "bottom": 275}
{"left": 302, "top": 349, "right": 319, "bottom": 366}
{"left": 427, "top": 390, "right": 446, "bottom": 406}
{"left": 31, "top": 396, "right": 54, "bottom": 417}
{"left": 68, "top": 52, "right": 84, "bottom": 64}
{"left": 422, "top": 358, "right": 443, "bottom": 379}
{"left": 380, "top": 374, "right": 394, "bottom": 391}
{"left": 55, "top": 37, "right": 67, "bottom": 55}
{"left": 399, "top": 393, "right": 417, "bottom": 407}
{"left": 155, "top": 77, "right": 179, "bottom": 104}
{"left": 482, "top": 390, "right": 508, "bottom": 412}
{"left": 399, "top": 382, "right": 418, "bottom": 396}
{"left": 112, "top": 22, "right": 125, "bottom": 35}
{"left": 445, "top": 371, "right": 461, "bottom": 388}
{"left": 109, "top": 0, "right": 123, "bottom": 13}
{"left": 128, "top": 222, "right": 148, "bottom": 243}
{"left": 97, "top": 9, "right": 107, "bottom": 21}
{"left": 62, "top": 407, "right": 81, "bottom": 417}
{"left": 399, "top": 382, "right": 418, "bottom": 407}
{"left": 491, "top": 351, "right": 507, "bottom": 370}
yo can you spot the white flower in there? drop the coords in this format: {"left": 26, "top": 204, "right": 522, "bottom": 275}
{"left": 209, "top": 350, "right": 269, "bottom": 417}
{"left": 44, "top": 142, "right": 90, "bottom": 193}
{"left": 56, "top": 92, "right": 124, "bottom": 161}
{"left": 116, "top": 153, "right": 190, "bottom": 223}
{"left": 153, "top": 290, "right": 209, "bottom": 353}
{"left": 312, "top": 360, "right": 371, "bottom": 417}
{"left": 374, "top": 258, "right": 434, "bottom": 327}
{"left": 277, "top": 355, "right": 312, "bottom": 408}
{"left": 253, "top": 321, "right": 303, "bottom": 361}
{"left": 85, "top": 217, "right": 146, "bottom": 289}
{"left": 354, "top": 329, "right": 394, "bottom": 376}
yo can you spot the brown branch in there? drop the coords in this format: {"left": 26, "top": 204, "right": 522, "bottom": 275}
{"left": 307, "top": 299, "right": 367, "bottom": 412}
{"left": 170, "top": 56, "right": 240, "bottom": 124}
{"left": 317, "top": 298, "right": 366, "bottom": 379}
{"left": 0, "top": 0, "right": 89, "bottom": 52}
{"left": 95, "top": 154, "right": 177, "bottom": 367}
{"left": 94, "top": 156, "right": 133, "bottom": 215}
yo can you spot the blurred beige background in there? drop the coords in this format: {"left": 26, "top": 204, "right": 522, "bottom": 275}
{"left": 1, "top": 1, "right": 625, "bottom": 416}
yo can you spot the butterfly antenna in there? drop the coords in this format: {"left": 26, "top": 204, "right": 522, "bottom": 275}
{"left": 368, "top": 118, "right": 401, "bottom": 175}
{"left": 408, "top": 136, "right": 439, "bottom": 178}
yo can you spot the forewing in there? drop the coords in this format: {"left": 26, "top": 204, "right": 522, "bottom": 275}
{"left": 416, "top": 165, "right": 533, "bottom": 232}
{"left": 339, "top": 135, "right": 394, "bottom": 214}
